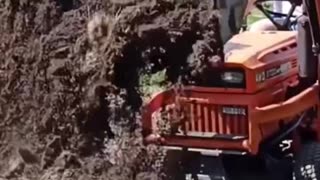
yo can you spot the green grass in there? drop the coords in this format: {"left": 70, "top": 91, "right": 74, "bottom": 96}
{"left": 139, "top": 69, "right": 168, "bottom": 102}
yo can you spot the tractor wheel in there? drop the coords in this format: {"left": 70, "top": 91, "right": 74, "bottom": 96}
{"left": 293, "top": 142, "right": 320, "bottom": 180}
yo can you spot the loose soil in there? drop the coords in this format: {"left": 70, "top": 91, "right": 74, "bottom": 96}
{"left": 0, "top": 0, "right": 223, "bottom": 179}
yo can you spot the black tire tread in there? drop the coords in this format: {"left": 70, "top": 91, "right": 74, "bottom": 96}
{"left": 294, "top": 142, "right": 320, "bottom": 180}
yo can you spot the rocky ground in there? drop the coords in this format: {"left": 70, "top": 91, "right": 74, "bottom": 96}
{"left": 0, "top": 0, "right": 224, "bottom": 179}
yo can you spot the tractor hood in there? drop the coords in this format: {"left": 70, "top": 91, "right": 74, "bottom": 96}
{"left": 223, "top": 31, "right": 297, "bottom": 69}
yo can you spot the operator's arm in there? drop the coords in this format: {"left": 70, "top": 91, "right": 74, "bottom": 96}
{"left": 216, "top": 0, "right": 254, "bottom": 43}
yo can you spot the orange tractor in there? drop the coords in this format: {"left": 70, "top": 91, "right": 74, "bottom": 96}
{"left": 141, "top": 0, "right": 320, "bottom": 179}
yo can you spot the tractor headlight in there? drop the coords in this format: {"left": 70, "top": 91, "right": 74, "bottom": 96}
{"left": 221, "top": 72, "right": 244, "bottom": 84}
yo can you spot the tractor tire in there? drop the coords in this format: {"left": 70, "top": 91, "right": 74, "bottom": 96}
{"left": 293, "top": 142, "right": 320, "bottom": 180}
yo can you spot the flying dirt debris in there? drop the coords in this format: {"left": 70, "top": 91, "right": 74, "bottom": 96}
{"left": 0, "top": 0, "right": 223, "bottom": 179}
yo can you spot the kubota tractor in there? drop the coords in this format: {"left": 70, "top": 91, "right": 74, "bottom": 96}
{"left": 142, "top": 0, "right": 320, "bottom": 179}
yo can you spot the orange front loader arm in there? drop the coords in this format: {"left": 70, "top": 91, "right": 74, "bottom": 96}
{"left": 253, "top": 84, "right": 318, "bottom": 125}
{"left": 247, "top": 84, "right": 318, "bottom": 153}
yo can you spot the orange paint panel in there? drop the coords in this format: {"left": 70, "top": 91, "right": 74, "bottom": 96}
{"left": 190, "top": 103, "right": 195, "bottom": 131}
{"left": 211, "top": 106, "right": 217, "bottom": 132}
{"left": 185, "top": 104, "right": 191, "bottom": 131}
{"left": 218, "top": 107, "right": 224, "bottom": 134}
{"left": 225, "top": 115, "right": 231, "bottom": 135}
{"left": 197, "top": 104, "right": 202, "bottom": 132}
{"left": 204, "top": 105, "right": 209, "bottom": 132}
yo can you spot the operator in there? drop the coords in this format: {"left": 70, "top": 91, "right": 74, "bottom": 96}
{"left": 215, "top": 0, "right": 255, "bottom": 43}
{"left": 216, "top": 0, "right": 302, "bottom": 43}
{"left": 249, "top": 2, "right": 302, "bottom": 31}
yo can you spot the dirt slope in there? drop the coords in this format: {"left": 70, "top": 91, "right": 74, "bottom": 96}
{"left": 0, "top": 0, "right": 223, "bottom": 179}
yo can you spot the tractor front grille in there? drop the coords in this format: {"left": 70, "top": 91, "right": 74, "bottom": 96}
{"left": 174, "top": 99, "right": 249, "bottom": 139}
